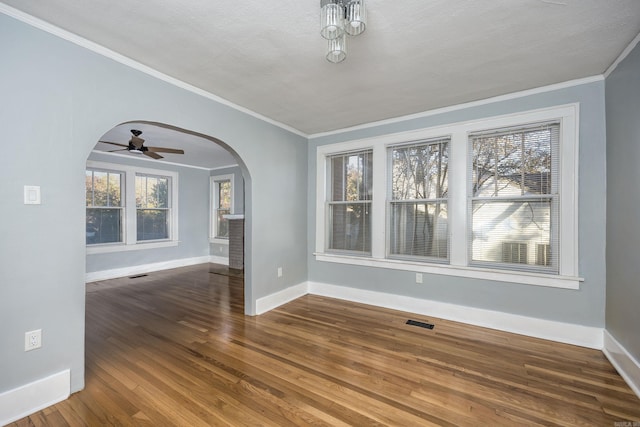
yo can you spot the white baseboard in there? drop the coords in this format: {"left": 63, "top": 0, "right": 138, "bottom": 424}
{"left": 209, "top": 255, "right": 229, "bottom": 266}
{"left": 86, "top": 256, "right": 218, "bottom": 282}
{"left": 306, "top": 282, "right": 603, "bottom": 349}
{"left": 0, "top": 370, "right": 70, "bottom": 425}
{"left": 255, "top": 282, "right": 309, "bottom": 315}
{"left": 603, "top": 330, "right": 640, "bottom": 399}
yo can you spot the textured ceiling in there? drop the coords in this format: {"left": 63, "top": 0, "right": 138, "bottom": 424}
{"left": 3, "top": 0, "right": 640, "bottom": 136}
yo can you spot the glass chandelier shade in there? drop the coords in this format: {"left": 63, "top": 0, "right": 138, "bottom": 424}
{"left": 320, "top": 0, "right": 367, "bottom": 63}
{"left": 320, "top": 0, "right": 345, "bottom": 40}
{"left": 345, "top": 0, "right": 366, "bottom": 36}
{"left": 326, "top": 33, "right": 347, "bottom": 63}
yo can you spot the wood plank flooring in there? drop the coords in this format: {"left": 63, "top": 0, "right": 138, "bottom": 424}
{"left": 10, "top": 263, "right": 640, "bottom": 426}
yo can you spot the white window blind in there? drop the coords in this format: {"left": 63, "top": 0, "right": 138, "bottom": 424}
{"left": 327, "top": 150, "right": 373, "bottom": 254}
{"left": 469, "top": 122, "right": 560, "bottom": 273}
{"left": 388, "top": 138, "right": 450, "bottom": 260}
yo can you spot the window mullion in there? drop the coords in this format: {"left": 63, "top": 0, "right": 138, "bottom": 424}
{"left": 125, "top": 170, "right": 136, "bottom": 245}
{"left": 449, "top": 130, "right": 468, "bottom": 267}
{"left": 371, "top": 145, "right": 386, "bottom": 258}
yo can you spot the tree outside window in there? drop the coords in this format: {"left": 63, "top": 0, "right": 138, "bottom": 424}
{"left": 389, "top": 138, "right": 449, "bottom": 260}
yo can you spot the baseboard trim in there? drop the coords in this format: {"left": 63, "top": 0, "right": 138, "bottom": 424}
{"left": 307, "top": 282, "right": 603, "bottom": 349}
{"left": 0, "top": 370, "right": 70, "bottom": 425}
{"left": 603, "top": 330, "right": 640, "bottom": 399}
{"left": 255, "top": 282, "right": 309, "bottom": 315}
{"left": 86, "top": 256, "right": 215, "bottom": 282}
{"left": 209, "top": 255, "right": 229, "bottom": 266}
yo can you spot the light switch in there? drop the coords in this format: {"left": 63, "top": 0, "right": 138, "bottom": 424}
{"left": 24, "top": 185, "right": 41, "bottom": 205}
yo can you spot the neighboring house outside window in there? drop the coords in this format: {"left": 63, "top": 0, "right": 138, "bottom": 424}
{"left": 86, "top": 161, "right": 179, "bottom": 254}
{"left": 315, "top": 104, "right": 579, "bottom": 289}
{"left": 470, "top": 122, "right": 559, "bottom": 273}
{"left": 210, "top": 174, "right": 234, "bottom": 242}
{"left": 86, "top": 169, "right": 123, "bottom": 245}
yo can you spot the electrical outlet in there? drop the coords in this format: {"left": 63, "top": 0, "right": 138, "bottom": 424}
{"left": 25, "top": 329, "right": 42, "bottom": 351}
{"left": 415, "top": 273, "right": 423, "bottom": 284}
{"left": 277, "top": 267, "right": 283, "bottom": 278}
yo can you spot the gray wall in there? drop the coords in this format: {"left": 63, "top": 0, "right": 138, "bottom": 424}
{"left": 308, "top": 81, "right": 607, "bottom": 327}
{"left": 0, "top": 14, "right": 308, "bottom": 394}
{"left": 86, "top": 151, "right": 212, "bottom": 273}
{"left": 606, "top": 42, "right": 640, "bottom": 360}
{"left": 209, "top": 165, "right": 245, "bottom": 259}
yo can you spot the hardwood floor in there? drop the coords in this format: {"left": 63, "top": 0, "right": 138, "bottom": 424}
{"left": 10, "top": 263, "right": 640, "bottom": 426}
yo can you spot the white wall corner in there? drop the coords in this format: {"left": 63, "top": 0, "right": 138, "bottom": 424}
{"left": 307, "top": 282, "right": 603, "bottom": 349}
{"left": 86, "top": 256, "right": 213, "bottom": 282}
{"left": 603, "top": 330, "right": 640, "bottom": 399}
{"left": 255, "top": 282, "right": 310, "bottom": 315}
{"left": 0, "top": 370, "right": 70, "bottom": 425}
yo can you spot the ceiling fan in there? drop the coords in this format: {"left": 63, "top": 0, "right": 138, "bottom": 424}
{"left": 99, "top": 129, "right": 184, "bottom": 160}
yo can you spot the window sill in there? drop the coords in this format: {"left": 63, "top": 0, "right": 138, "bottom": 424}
{"left": 209, "top": 238, "right": 229, "bottom": 245}
{"left": 87, "top": 240, "right": 179, "bottom": 254}
{"left": 314, "top": 252, "right": 582, "bottom": 290}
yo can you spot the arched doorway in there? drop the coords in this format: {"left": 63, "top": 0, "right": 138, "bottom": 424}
{"left": 84, "top": 120, "right": 252, "bottom": 312}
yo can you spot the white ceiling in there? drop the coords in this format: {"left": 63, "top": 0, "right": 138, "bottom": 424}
{"left": 3, "top": 1, "right": 640, "bottom": 141}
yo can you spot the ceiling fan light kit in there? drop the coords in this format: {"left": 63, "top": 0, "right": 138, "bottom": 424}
{"left": 99, "top": 129, "right": 185, "bottom": 160}
{"left": 320, "top": 0, "right": 366, "bottom": 63}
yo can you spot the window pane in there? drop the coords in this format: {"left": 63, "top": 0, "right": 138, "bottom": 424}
{"left": 471, "top": 199, "right": 556, "bottom": 270}
{"left": 108, "top": 173, "right": 121, "bottom": 206}
{"left": 328, "top": 202, "right": 371, "bottom": 253}
{"left": 92, "top": 171, "right": 109, "bottom": 206}
{"left": 331, "top": 151, "right": 372, "bottom": 202}
{"left": 86, "top": 171, "right": 93, "bottom": 207}
{"left": 86, "top": 208, "right": 122, "bottom": 244}
{"left": 218, "top": 181, "right": 231, "bottom": 210}
{"left": 391, "top": 140, "right": 449, "bottom": 200}
{"left": 390, "top": 202, "right": 448, "bottom": 259}
{"left": 137, "top": 209, "right": 169, "bottom": 241}
{"left": 136, "top": 175, "right": 169, "bottom": 208}
{"left": 472, "top": 126, "right": 554, "bottom": 198}
{"left": 216, "top": 208, "right": 230, "bottom": 238}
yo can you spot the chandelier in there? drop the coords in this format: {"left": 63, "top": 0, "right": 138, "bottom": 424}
{"left": 320, "top": 0, "right": 367, "bottom": 63}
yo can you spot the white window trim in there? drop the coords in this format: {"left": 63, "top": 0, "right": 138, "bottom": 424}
{"left": 86, "top": 160, "right": 179, "bottom": 254}
{"left": 315, "top": 103, "right": 581, "bottom": 289}
{"left": 210, "top": 173, "right": 235, "bottom": 244}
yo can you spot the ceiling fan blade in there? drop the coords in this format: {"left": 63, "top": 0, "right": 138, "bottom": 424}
{"left": 146, "top": 147, "right": 185, "bottom": 154}
{"left": 99, "top": 140, "right": 129, "bottom": 148}
{"left": 130, "top": 135, "right": 145, "bottom": 148}
{"left": 108, "top": 148, "right": 128, "bottom": 152}
{"left": 144, "top": 151, "right": 163, "bottom": 160}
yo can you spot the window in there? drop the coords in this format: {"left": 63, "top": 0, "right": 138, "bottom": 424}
{"left": 136, "top": 174, "right": 171, "bottom": 241}
{"left": 470, "top": 122, "right": 558, "bottom": 273}
{"left": 327, "top": 150, "right": 372, "bottom": 254}
{"left": 86, "top": 169, "right": 123, "bottom": 245}
{"left": 389, "top": 138, "right": 449, "bottom": 260}
{"left": 315, "top": 104, "right": 579, "bottom": 289}
{"left": 86, "top": 161, "right": 178, "bottom": 253}
{"left": 210, "top": 174, "right": 234, "bottom": 242}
